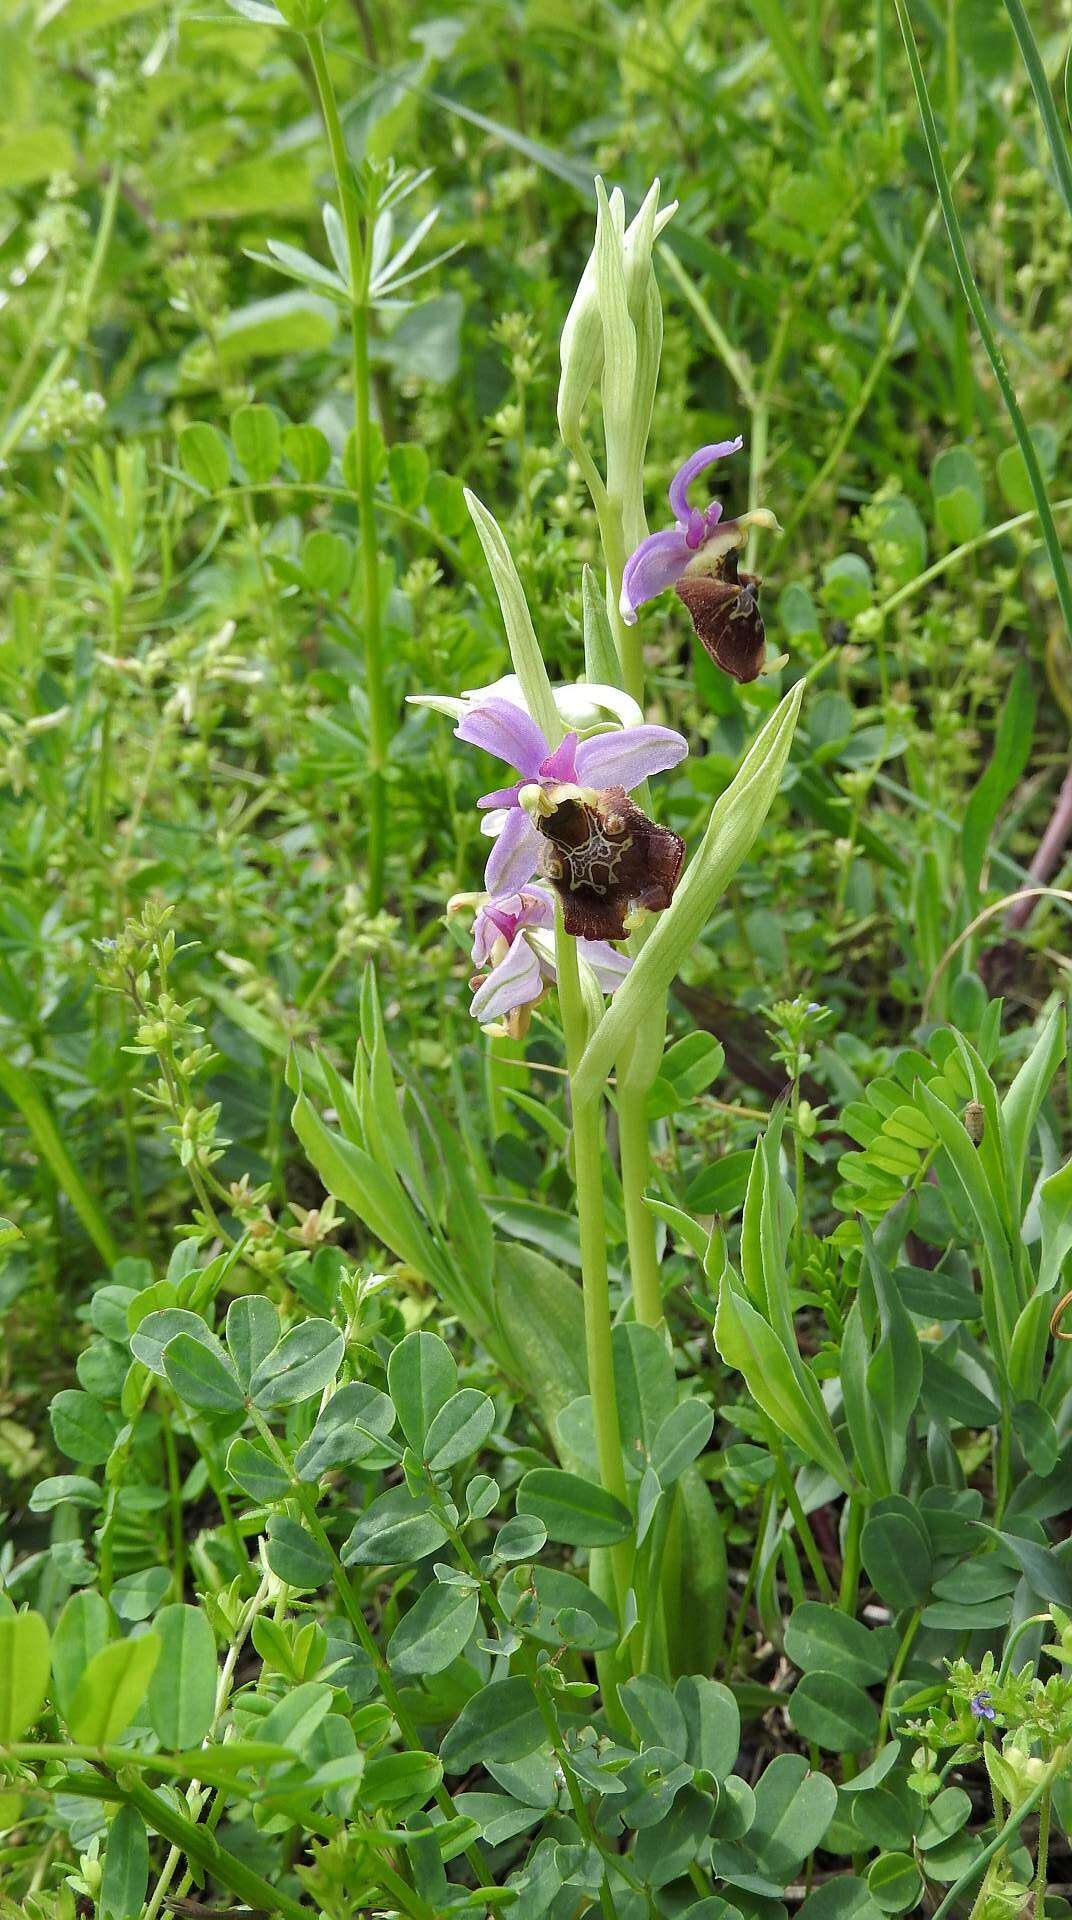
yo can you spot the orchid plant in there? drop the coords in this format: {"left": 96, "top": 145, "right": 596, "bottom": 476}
{"left": 410, "top": 179, "right": 802, "bottom": 1665}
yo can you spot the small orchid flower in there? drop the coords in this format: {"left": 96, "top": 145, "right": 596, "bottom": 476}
{"left": 453, "top": 696, "right": 687, "bottom": 936}
{"left": 620, "top": 439, "right": 780, "bottom": 684}
{"left": 408, "top": 672, "right": 645, "bottom": 735}
{"left": 456, "top": 886, "right": 631, "bottom": 1036}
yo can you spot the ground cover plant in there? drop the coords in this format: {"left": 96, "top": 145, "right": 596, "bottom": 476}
{"left": 2, "top": 0, "right": 1072, "bottom": 1914}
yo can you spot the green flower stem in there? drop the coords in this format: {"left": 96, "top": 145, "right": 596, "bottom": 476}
{"left": 556, "top": 918, "right": 631, "bottom": 1617}
{"left": 1002, "top": 0, "right": 1072, "bottom": 226}
{"left": 307, "top": 28, "right": 389, "bottom": 912}
{"left": 617, "top": 1082, "right": 662, "bottom": 1326}
{"left": 895, "top": 0, "right": 1072, "bottom": 655}
{"left": 248, "top": 1408, "right": 491, "bottom": 1887}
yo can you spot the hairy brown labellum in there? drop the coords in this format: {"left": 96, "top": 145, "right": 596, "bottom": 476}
{"left": 675, "top": 546, "right": 766, "bottom": 684}
{"left": 535, "top": 784, "right": 685, "bottom": 941}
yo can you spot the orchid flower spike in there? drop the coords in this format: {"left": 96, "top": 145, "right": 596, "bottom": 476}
{"left": 454, "top": 697, "right": 687, "bottom": 937}
{"left": 620, "top": 439, "right": 781, "bottom": 683}
{"left": 457, "top": 886, "right": 630, "bottom": 1037}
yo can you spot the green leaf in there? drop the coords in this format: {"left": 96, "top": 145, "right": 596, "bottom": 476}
{"left": 572, "top": 681, "right": 804, "bottom": 1103}
{"left": 424, "top": 1389, "right": 496, "bottom": 1471}
{"left": 226, "top": 1435, "right": 291, "bottom": 1503}
{"left": 620, "top": 1673, "right": 688, "bottom": 1755}
{"left": 294, "top": 1382, "right": 397, "bottom": 1480}
{"left": 230, "top": 403, "right": 280, "bottom": 483}
{"left": 259, "top": 1680, "right": 333, "bottom": 1752}
{"left": 675, "top": 1674, "right": 740, "bottom": 1778}
{"left": 0, "top": 125, "right": 76, "bottom": 188}
{"left": 651, "top": 1400, "right": 715, "bottom": 1485}
{"left": 491, "top": 1513, "right": 548, "bottom": 1562}
{"left": 961, "top": 658, "right": 1035, "bottom": 902}
{"left": 265, "top": 1514, "right": 332, "bottom": 1589}
{"left": 282, "top": 422, "right": 330, "bottom": 482}
{"left": 342, "top": 1488, "right": 449, "bottom": 1567}
{"left": 130, "top": 1309, "right": 215, "bottom": 1377}
{"left": 493, "top": 1242, "right": 588, "bottom": 1434}
{"left": 387, "top": 1584, "right": 479, "bottom": 1677}
{"left": 463, "top": 492, "right": 560, "bottom": 745}
{"left": 249, "top": 1319, "right": 343, "bottom": 1409}
{"left": 361, "top": 1748, "right": 444, "bottom": 1811}
{"left": 785, "top": 1604, "right": 894, "bottom": 1686}
{"left": 387, "top": 1331, "right": 457, "bottom": 1451}
{"left": 69, "top": 1633, "right": 160, "bottom": 1743}
{"left": 147, "top": 1606, "right": 217, "bottom": 1748}
{"left": 861, "top": 1498, "right": 934, "bottom": 1608}
{"left": 613, "top": 1321, "right": 677, "bottom": 1457}
{"left": 225, "top": 1296, "right": 280, "bottom": 1390}
{"left": 1039, "top": 1151, "right": 1072, "bottom": 1296}
{"left": 516, "top": 1468, "right": 632, "bottom": 1547}
{"left": 439, "top": 1678, "right": 545, "bottom": 1773}
{"left": 51, "top": 1591, "right": 113, "bottom": 1718}
{"left": 301, "top": 527, "right": 353, "bottom": 596}
{"left": 188, "top": 292, "right": 338, "bottom": 369}
{"left": 743, "top": 1752, "right": 837, "bottom": 1878}
{"left": 388, "top": 442, "right": 429, "bottom": 510}
{"left": 867, "top": 1852, "right": 922, "bottom": 1914}
{"left": 976, "top": 1524, "right": 1072, "bottom": 1607}
{"left": 178, "top": 423, "right": 231, "bottom": 495}
{"left": 789, "top": 1670, "right": 880, "bottom": 1752}
{"left": 0, "top": 1613, "right": 50, "bottom": 1740}
{"left": 163, "top": 1331, "right": 245, "bottom": 1413}
{"left": 0, "top": 1057, "right": 117, "bottom": 1266}
{"left": 799, "top": 1878, "right": 883, "bottom": 1920}
{"left": 634, "top": 1785, "right": 714, "bottom": 1888}
{"left": 50, "top": 1389, "right": 119, "bottom": 1466}
{"left": 100, "top": 1805, "right": 149, "bottom": 1920}
{"left": 714, "top": 1275, "right": 852, "bottom": 1493}
{"left": 931, "top": 445, "right": 985, "bottom": 542}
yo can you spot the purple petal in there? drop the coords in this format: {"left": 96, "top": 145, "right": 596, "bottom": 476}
{"left": 470, "top": 932, "right": 543, "bottom": 1023}
{"left": 578, "top": 940, "right": 632, "bottom": 994}
{"left": 620, "top": 525, "right": 694, "bottom": 624}
{"left": 478, "top": 782, "right": 523, "bottom": 811}
{"left": 575, "top": 724, "right": 688, "bottom": 792}
{"left": 472, "top": 900, "right": 518, "bottom": 965}
{"left": 484, "top": 806, "right": 541, "bottom": 892}
{"left": 538, "top": 732, "right": 579, "bottom": 782}
{"left": 667, "top": 438, "right": 743, "bottom": 526}
{"left": 455, "top": 698, "right": 548, "bottom": 778}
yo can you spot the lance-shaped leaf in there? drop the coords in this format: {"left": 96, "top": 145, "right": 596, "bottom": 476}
{"left": 714, "top": 1269, "right": 853, "bottom": 1494}
{"left": 572, "top": 680, "right": 803, "bottom": 1104}
{"left": 463, "top": 491, "right": 561, "bottom": 744}
{"left": 1039, "top": 1153, "right": 1072, "bottom": 1296}
{"left": 1004, "top": 1004, "right": 1066, "bottom": 1211}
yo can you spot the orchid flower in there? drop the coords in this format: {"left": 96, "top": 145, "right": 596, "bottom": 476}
{"left": 460, "top": 885, "right": 630, "bottom": 1035}
{"left": 454, "top": 695, "right": 688, "bottom": 922}
{"left": 619, "top": 439, "right": 780, "bottom": 683}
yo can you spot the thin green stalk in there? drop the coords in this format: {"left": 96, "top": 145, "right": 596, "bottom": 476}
{"left": 556, "top": 919, "right": 631, "bottom": 1615}
{"left": 1034, "top": 1783, "right": 1051, "bottom": 1919}
{"left": 617, "top": 1084, "right": 662, "bottom": 1326}
{"left": 878, "top": 1607, "right": 921, "bottom": 1741}
{"left": 1002, "top": 0, "right": 1072, "bottom": 225}
{"left": 772, "top": 1440, "right": 834, "bottom": 1601}
{"left": 726, "top": 1479, "right": 775, "bottom": 1673}
{"left": 895, "top": 0, "right": 1072, "bottom": 654}
{"left": 839, "top": 1495, "right": 863, "bottom": 1615}
{"left": 307, "top": 29, "right": 389, "bottom": 911}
